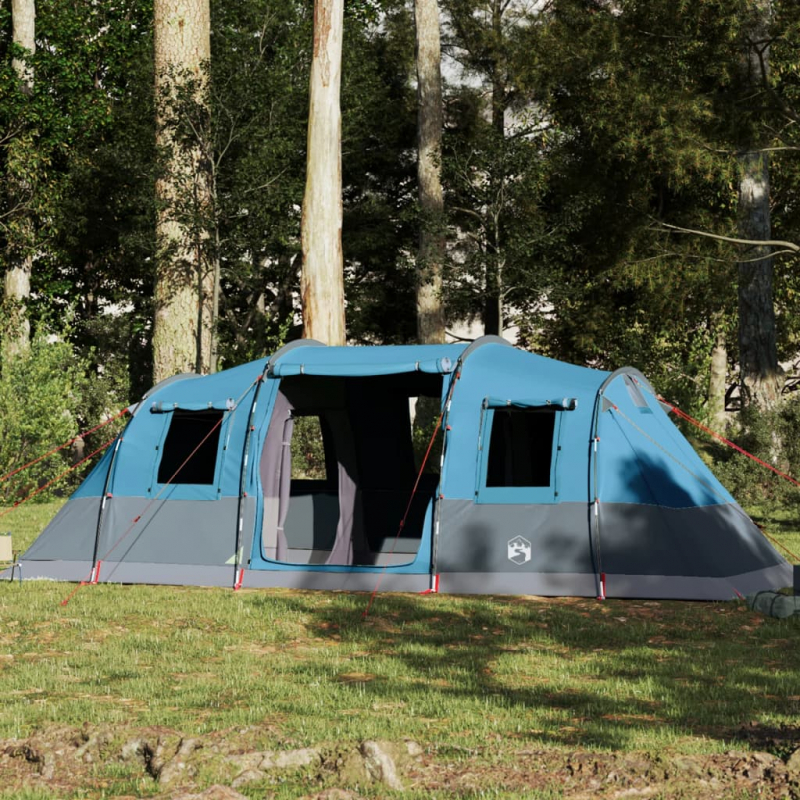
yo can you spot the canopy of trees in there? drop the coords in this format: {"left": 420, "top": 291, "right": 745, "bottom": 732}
{"left": 2, "top": 0, "right": 800, "bottom": 498}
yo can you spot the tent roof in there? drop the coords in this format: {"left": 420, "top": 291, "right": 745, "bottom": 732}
{"left": 268, "top": 342, "right": 469, "bottom": 378}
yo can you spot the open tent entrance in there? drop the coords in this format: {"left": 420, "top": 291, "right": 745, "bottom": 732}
{"left": 260, "top": 372, "right": 443, "bottom": 566}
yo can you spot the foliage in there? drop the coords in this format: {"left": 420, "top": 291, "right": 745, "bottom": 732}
{"left": 290, "top": 414, "right": 328, "bottom": 480}
{"left": 0, "top": 0, "right": 800, "bottom": 483}
{"left": 0, "top": 325, "right": 126, "bottom": 504}
{"left": 711, "top": 398, "right": 800, "bottom": 511}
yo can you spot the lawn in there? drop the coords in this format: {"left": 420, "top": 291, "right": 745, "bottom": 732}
{"left": 1, "top": 501, "right": 799, "bottom": 799}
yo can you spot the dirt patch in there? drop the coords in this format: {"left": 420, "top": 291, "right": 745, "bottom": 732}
{"left": 1, "top": 724, "right": 799, "bottom": 798}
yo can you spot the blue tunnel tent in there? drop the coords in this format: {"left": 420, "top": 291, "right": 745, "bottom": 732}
{"left": 16, "top": 336, "right": 792, "bottom": 600}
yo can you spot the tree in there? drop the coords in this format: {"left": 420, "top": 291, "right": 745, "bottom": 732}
{"left": 152, "top": 0, "right": 214, "bottom": 382}
{"left": 441, "top": 0, "right": 549, "bottom": 337}
{"left": 3, "top": 0, "right": 36, "bottom": 360}
{"left": 414, "top": 0, "right": 446, "bottom": 343}
{"left": 300, "top": 0, "right": 346, "bottom": 346}
{"left": 736, "top": 0, "right": 781, "bottom": 411}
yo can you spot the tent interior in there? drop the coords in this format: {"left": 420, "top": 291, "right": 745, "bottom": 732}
{"left": 259, "top": 372, "right": 443, "bottom": 567}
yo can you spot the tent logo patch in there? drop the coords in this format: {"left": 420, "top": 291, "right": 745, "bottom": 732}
{"left": 507, "top": 536, "right": 531, "bottom": 566}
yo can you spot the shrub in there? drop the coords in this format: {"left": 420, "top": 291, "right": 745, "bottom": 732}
{"left": 710, "top": 400, "right": 800, "bottom": 511}
{"left": 0, "top": 328, "right": 127, "bottom": 504}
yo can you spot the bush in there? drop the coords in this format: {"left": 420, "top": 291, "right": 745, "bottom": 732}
{"left": 710, "top": 400, "right": 800, "bottom": 511}
{"left": 0, "top": 328, "right": 127, "bottom": 504}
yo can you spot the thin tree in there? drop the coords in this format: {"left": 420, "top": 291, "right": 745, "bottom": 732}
{"left": 152, "top": 0, "right": 215, "bottom": 382}
{"left": 4, "top": 0, "right": 36, "bottom": 360}
{"left": 415, "top": 0, "right": 446, "bottom": 344}
{"left": 737, "top": 0, "right": 781, "bottom": 410}
{"left": 300, "top": 0, "right": 346, "bottom": 346}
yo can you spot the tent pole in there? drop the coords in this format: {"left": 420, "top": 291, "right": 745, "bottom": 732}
{"left": 589, "top": 387, "right": 606, "bottom": 600}
{"left": 233, "top": 365, "right": 270, "bottom": 589}
{"left": 89, "top": 419, "right": 133, "bottom": 584}
{"left": 430, "top": 365, "right": 461, "bottom": 586}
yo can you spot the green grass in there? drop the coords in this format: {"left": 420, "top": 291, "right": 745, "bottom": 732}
{"left": 0, "top": 500, "right": 798, "bottom": 799}
{"left": 1, "top": 500, "right": 799, "bottom": 751}
{"left": 2, "top": 581, "right": 799, "bottom": 749}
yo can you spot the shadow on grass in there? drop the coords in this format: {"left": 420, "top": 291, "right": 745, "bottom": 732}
{"left": 244, "top": 453, "right": 799, "bottom": 752}
{"left": 259, "top": 589, "right": 799, "bottom": 752}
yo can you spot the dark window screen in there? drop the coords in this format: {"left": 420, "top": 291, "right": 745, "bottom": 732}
{"left": 157, "top": 410, "right": 223, "bottom": 485}
{"left": 486, "top": 409, "right": 556, "bottom": 488}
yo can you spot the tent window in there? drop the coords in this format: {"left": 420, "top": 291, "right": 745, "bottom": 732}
{"left": 290, "top": 415, "right": 329, "bottom": 481}
{"left": 623, "top": 374, "right": 650, "bottom": 411}
{"left": 157, "top": 410, "right": 223, "bottom": 485}
{"left": 486, "top": 409, "right": 556, "bottom": 488}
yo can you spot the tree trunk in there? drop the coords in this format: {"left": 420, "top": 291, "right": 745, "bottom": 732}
{"left": 708, "top": 327, "right": 727, "bottom": 433}
{"left": 3, "top": 0, "right": 36, "bottom": 362}
{"left": 414, "top": 0, "right": 445, "bottom": 345}
{"left": 152, "top": 0, "right": 214, "bottom": 383}
{"left": 300, "top": 0, "right": 346, "bottom": 346}
{"left": 483, "top": 0, "right": 505, "bottom": 338}
{"left": 10, "top": 0, "right": 35, "bottom": 93}
{"left": 737, "top": 0, "right": 781, "bottom": 410}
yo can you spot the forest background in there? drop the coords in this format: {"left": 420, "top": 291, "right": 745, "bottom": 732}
{"left": 1, "top": 0, "right": 800, "bottom": 512}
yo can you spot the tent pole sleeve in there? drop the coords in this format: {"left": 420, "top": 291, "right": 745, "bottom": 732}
{"left": 430, "top": 366, "right": 461, "bottom": 581}
{"left": 90, "top": 418, "right": 133, "bottom": 578}
{"left": 233, "top": 372, "right": 269, "bottom": 587}
{"left": 589, "top": 381, "right": 607, "bottom": 600}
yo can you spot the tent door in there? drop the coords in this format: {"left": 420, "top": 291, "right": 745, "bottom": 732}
{"left": 259, "top": 374, "right": 442, "bottom": 568}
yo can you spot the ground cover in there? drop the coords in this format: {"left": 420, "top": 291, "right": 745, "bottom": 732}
{"left": 0, "top": 502, "right": 799, "bottom": 798}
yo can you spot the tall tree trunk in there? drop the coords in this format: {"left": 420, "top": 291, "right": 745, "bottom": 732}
{"left": 708, "top": 326, "right": 728, "bottom": 433}
{"left": 3, "top": 0, "right": 36, "bottom": 362}
{"left": 737, "top": 0, "right": 781, "bottom": 410}
{"left": 414, "top": 0, "right": 445, "bottom": 345}
{"left": 300, "top": 0, "right": 346, "bottom": 346}
{"left": 152, "top": 0, "right": 214, "bottom": 383}
{"left": 483, "top": 0, "right": 505, "bottom": 338}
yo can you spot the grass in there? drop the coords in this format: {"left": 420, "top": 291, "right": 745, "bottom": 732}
{"left": 1, "top": 501, "right": 799, "bottom": 798}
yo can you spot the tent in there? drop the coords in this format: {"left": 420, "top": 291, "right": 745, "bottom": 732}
{"left": 15, "top": 336, "right": 792, "bottom": 599}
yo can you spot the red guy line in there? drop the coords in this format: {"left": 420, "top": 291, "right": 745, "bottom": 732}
{"left": 0, "top": 408, "right": 128, "bottom": 485}
{"left": 668, "top": 403, "right": 800, "bottom": 489}
{"left": 0, "top": 437, "right": 117, "bottom": 521}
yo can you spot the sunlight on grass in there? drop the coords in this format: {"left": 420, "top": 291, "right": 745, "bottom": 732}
{"left": 1, "top": 580, "right": 798, "bottom": 757}
{"left": 1, "top": 500, "right": 798, "bottom": 769}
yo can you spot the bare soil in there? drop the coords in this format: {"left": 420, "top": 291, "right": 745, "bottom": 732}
{"left": 1, "top": 722, "right": 799, "bottom": 798}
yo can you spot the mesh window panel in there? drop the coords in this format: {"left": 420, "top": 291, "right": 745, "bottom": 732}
{"left": 157, "top": 410, "right": 223, "bottom": 485}
{"left": 486, "top": 409, "right": 556, "bottom": 488}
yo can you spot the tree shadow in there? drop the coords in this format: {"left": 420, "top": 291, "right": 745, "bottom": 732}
{"left": 246, "top": 451, "right": 798, "bottom": 752}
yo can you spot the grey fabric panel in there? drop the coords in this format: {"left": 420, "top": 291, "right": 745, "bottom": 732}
{"left": 327, "top": 408, "right": 360, "bottom": 565}
{"left": 242, "top": 569, "right": 429, "bottom": 592}
{"left": 10, "top": 559, "right": 426, "bottom": 590}
{"left": 440, "top": 572, "right": 598, "bottom": 596}
{"left": 276, "top": 413, "right": 294, "bottom": 560}
{"left": 437, "top": 499, "right": 786, "bottom": 580}
{"left": 598, "top": 502, "right": 785, "bottom": 577}
{"left": 283, "top": 492, "right": 339, "bottom": 549}
{"left": 437, "top": 563, "right": 791, "bottom": 600}
{"left": 5, "top": 560, "right": 93, "bottom": 582}
{"left": 606, "top": 563, "right": 793, "bottom": 600}
{"left": 281, "top": 492, "right": 422, "bottom": 555}
{"left": 261, "top": 390, "right": 292, "bottom": 560}
{"left": 280, "top": 548, "right": 418, "bottom": 566}
{"left": 437, "top": 499, "right": 594, "bottom": 574}
{"left": 13, "top": 560, "right": 235, "bottom": 587}
{"left": 97, "top": 561, "right": 234, "bottom": 586}
{"left": 97, "top": 498, "right": 238, "bottom": 566}
{"left": 22, "top": 497, "right": 102, "bottom": 561}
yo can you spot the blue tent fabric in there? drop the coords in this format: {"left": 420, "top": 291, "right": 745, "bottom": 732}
{"left": 14, "top": 338, "right": 792, "bottom": 600}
